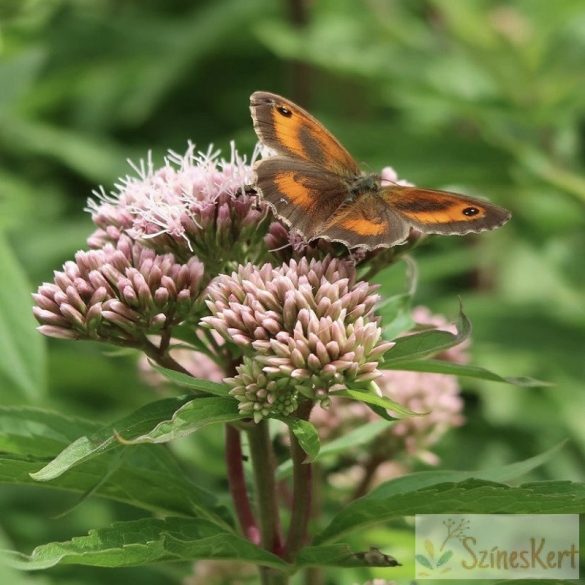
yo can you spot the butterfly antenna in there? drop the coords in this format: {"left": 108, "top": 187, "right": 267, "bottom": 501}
{"left": 269, "top": 241, "right": 293, "bottom": 253}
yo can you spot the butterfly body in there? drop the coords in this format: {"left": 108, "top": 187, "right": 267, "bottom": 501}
{"left": 250, "top": 91, "right": 511, "bottom": 250}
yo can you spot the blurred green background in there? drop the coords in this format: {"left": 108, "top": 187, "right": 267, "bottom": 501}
{"left": 1, "top": 0, "right": 584, "bottom": 584}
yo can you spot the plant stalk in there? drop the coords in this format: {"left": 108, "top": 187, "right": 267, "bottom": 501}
{"left": 285, "top": 401, "right": 313, "bottom": 560}
{"left": 247, "top": 420, "right": 286, "bottom": 584}
{"left": 225, "top": 424, "right": 260, "bottom": 544}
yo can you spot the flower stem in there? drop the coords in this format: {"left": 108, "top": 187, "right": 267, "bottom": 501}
{"left": 247, "top": 420, "right": 286, "bottom": 584}
{"left": 351, "top": 453, "right": 384, "bottom": 500}
{"left": 142, "top": 338, "right": 192, "bottom": 375}
{"left": 285, "top": 401, "right": 313, "bottom": 560}
{"left": 225, "top": 424, "right": 260, "bottom": 544}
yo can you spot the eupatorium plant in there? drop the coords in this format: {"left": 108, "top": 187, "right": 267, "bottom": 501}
{"left": 13, "top": 142, "right": 553, "bottom": 585}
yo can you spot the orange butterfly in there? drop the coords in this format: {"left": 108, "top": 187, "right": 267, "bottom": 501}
{"left": 250, "top": 91, "right": 511, "bottom": 250}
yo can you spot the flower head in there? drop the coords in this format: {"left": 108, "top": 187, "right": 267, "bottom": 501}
{"left": 87, "top": 143, "right": 272, "bottom": 271}
{"left": 311, "top": 306, "right": 468, "bottom": 468}
{"left": 202, "top": 256, "right": 394, "bottom": 421}
{"left": 33, "top": 234, "right": 205, "bottom": 343}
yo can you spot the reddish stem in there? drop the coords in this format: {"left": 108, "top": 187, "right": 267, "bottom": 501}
{"left": 225, "top": 424, "right": 260, "bottom": 544}
{"left": 285, "top": 400, "right": 314, "bottom": 560}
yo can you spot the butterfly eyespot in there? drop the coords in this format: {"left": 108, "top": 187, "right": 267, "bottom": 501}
{"left": 462, "top": 207, "right": 480, "bottom": 216}
{"left": 276, "top": 105, "right": 292, "bottom": 118}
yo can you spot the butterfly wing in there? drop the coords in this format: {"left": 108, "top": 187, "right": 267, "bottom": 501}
{"left": 385, "top": 185, "right": 511, "bottom": 235}
{"left": 255, "top": 156, "right": 348, "bottom": 238}
{"left": 250, "top": 91, "right": 360, "bottom": 176}
{"left": 317, "top": 192, "right": 411, "bottom": 249}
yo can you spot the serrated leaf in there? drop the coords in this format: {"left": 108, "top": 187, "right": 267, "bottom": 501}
{"left": 0, "top": 453, "right": 233, "bottom": 528}
{"left": 150, "top": 364, "right": 230, "bottom": 396}
{"left": 279, "top": 417, "right": 320, "bottom": 461}
{"left": 0, "top": 406, "right": 233, "bottom": 526}
{"left": 331, "top": 388, "right": 423, "bottom": 418}
{"left": 366, "top": 442, "right": 565, "bottom": 501}
{"left": 0, "top": 235, "right": 46, "bottom": 402}
{"left": 31, "top": 395, "right": 242, "bottom": 481}
{"left": 118, "top": 396, "right": 244, "bottom": 445}
{"left": 315, "top": 479, "right": 585, "bottom": 544}
{"left": 277, "top": 420, "right": 392, "bottom": 479}
{"left": 0, "top": 406, "right": 100, "bottom": 457}
{"left": 383, "top": 358, "right": 548, "bottom": 387}
{"left": 383, "top": 303, "right": 470, "bottom": 364}
{"left": 1, "top": 518, "right": 288, "bottom": 571}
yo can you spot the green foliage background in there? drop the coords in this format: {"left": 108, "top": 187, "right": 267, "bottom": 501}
{"left": 0, "top": 0, "right": 584, "bottom": 583}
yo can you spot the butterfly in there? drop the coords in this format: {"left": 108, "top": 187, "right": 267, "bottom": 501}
{"left": 250, "top": 91, "right": 511, "bottom": 250}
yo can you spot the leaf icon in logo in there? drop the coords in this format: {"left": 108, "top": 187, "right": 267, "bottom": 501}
{"left": 416, "top": 554, "right": 434, "bottom": 570}
{"left": 437, "top": 550, "right": 453, "bottom": 567}
{"left": 424, "top": 538, "right": 435, "bottom": 561}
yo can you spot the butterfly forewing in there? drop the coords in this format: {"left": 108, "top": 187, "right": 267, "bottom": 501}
{"left": 254, "top": 157, "right": 348, "bottom": 239}
{"left": 250, "top": 92, "right": 361, "bottom": 176}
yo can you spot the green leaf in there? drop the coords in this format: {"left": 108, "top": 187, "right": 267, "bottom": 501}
{"left": 383, "top": 358, "right": 548, "bottom": 387}
{"left": 0, "top": 406, "right": 233, "bottom": 526}
{"left": 0, "top": 406, "right": 100, "bottom": 458}
{"left": 360, "top": 442, "right": 564, "bottom": 501}
{"left": 117, "top": 396, "right": 243, "bottom": 445}
{"left": 331, "top": 388, "right": 423, "bottom": 418}
{"left": 379, "top": 293, "right": 415, "bottom": 340}
{"left": 31, "top": 396, "right": 242, "bottom": 481}
{"left": 1, "top": 117, "right": 128, "bottom": 183}
{"left": 0, "top": 452, "right": 232, "bottom": 527}
{"left": 315, "top": 479, "right": 585, "bottom": 544}
{"left": 280, "top": 417, "right": 320, "bottom": 461}
{"left": 150, "top": 364, "right": 230, "bottom": 396}
{"left": 318, "top": 443, "right": 564, "bottom": 539}
{"left": 376, "top": 255, "right": 417, "bottom": 339}
{"left": 0, "top": 235, "right": 46, "bottom": 402}
{"left": 0, "top": 48, "right": 45, "bottom": 109}
{"left": 2, "top": 518, "right": 288, "bottom": 571}
{"left": 383, "top": 303, "right": 471, "bottom": 364}
{"left": 277, "top": 421, "right": 392, "bottom": 479}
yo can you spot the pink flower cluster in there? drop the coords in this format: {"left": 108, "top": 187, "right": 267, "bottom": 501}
{"left": 33, "top": 235, "right": 205, "bottom": 343}
{"left": 312, "top": 307, "right": 467, "bottom": 469}
{"left": 87, "top": 143, "right": 271, "bottom": 267}
{"left": 202, "top": 256, "right": 394, "bottom": 421}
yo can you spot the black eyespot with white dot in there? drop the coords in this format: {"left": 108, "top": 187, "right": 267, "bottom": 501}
{"left": 463, "top": 207, "right": 480, "bottom": 216}
{"left": 276, "top": 105, "right": 292, "bottom": 118}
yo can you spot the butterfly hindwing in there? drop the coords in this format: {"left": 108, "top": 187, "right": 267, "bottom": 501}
{"left": 384, "top": 185, "right": 512, "bottom": 235}
{"left": 317, "top": 192, "right": 410, "bottom": 249}
{"left": 250, "top": 92, "right": 360, "bottom": 176}
{"left": 254, "top": 156, "right": 348, "bottom": 238}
